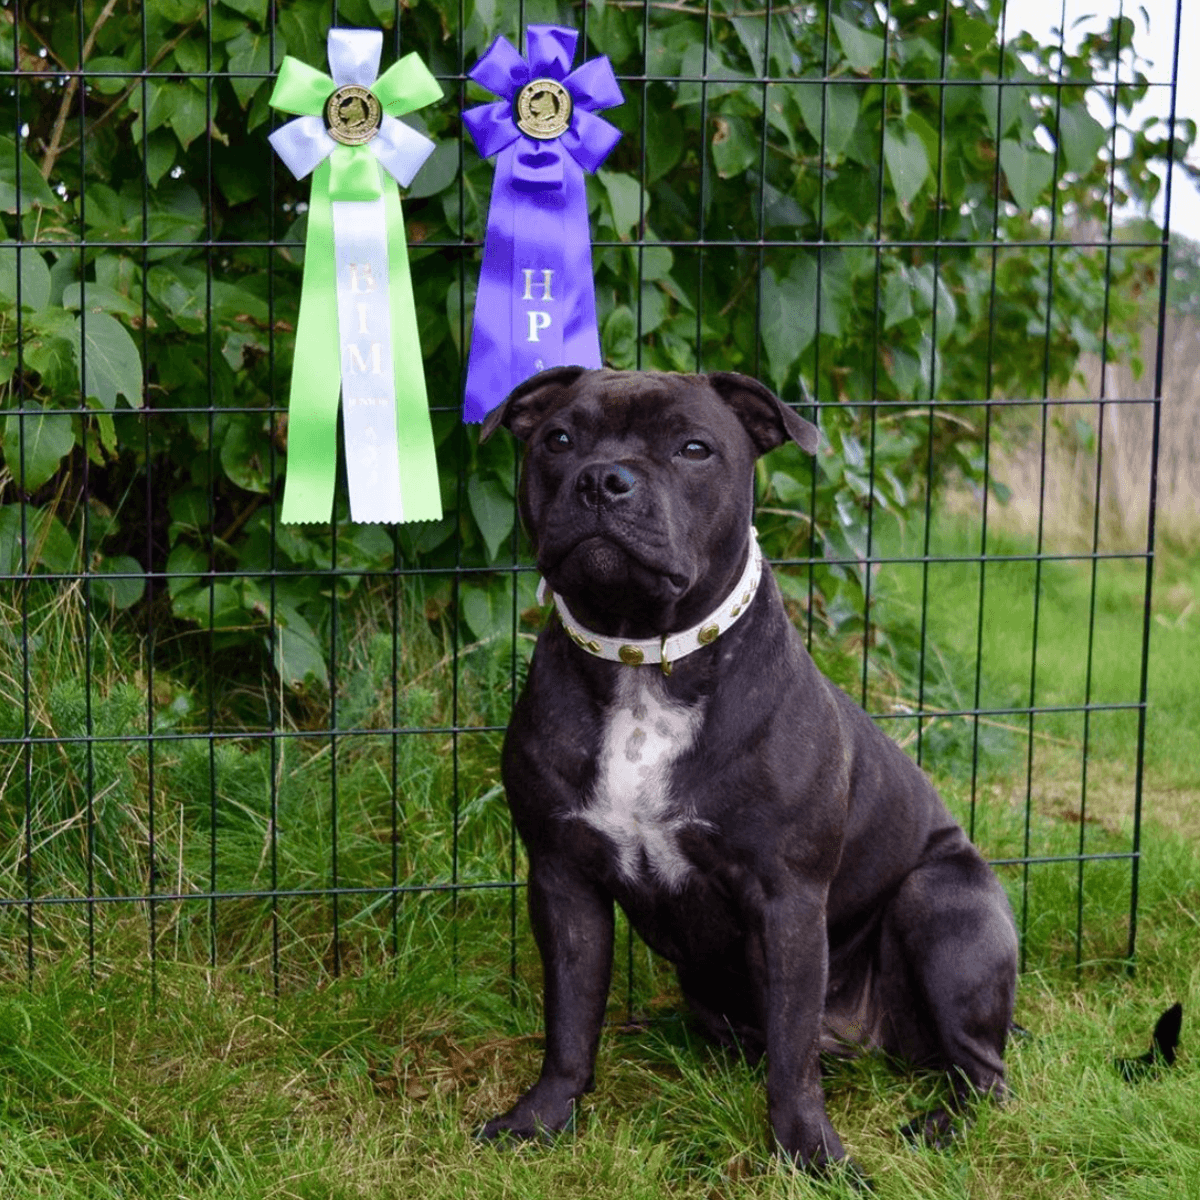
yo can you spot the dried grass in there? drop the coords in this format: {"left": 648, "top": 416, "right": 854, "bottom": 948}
{"left": 987, "top": 313, "right": 1200, "bottom": 552}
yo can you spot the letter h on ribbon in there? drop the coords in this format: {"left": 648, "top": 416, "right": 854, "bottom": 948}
{"left": 270, "top": 29, "right": 443, "bottom": 524}
{"left": 461, "top": 25, "right": 624, "bottom": 423}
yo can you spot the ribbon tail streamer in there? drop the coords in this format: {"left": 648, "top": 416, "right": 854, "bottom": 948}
{"left": 333, "top": 194, "right": 404, "bottom": 523}
{"left": 281, "top": 166, "right": 342, "bottom": 524}
{"left": 462, "top": 154, "right": 601, "bottom": 423}
{"left": 384, "top": 183, "right": 442, "bottom": 523}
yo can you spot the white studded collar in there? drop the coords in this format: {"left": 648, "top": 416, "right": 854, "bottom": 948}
{"left": 537, "top": 529, "right": 763, "bottom": 676}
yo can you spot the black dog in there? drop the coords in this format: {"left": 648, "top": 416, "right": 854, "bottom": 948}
{"left": 477, "top": 367, "right": 1018, "bottom": 1172}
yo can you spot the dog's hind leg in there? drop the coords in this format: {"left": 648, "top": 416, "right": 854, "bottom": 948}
{"left": 876, "top": 841, "right": 1018, "bottom": 1146}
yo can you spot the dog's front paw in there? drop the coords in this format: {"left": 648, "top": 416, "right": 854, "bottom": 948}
{"left": 476, "top": 1090, "right": 578, "bottom": 1145}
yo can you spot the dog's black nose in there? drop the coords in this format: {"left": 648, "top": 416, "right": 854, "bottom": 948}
{"left": 575, "top": 462, "right": 638, "bottom": 509}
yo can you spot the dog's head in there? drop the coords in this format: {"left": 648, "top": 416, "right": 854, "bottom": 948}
{"left": 482, "top": 368, "right": 818, "bottom": 636}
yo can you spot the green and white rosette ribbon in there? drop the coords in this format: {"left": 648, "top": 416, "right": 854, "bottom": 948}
{"left": 269, "top": 28, "right": 443, "bottom": 525}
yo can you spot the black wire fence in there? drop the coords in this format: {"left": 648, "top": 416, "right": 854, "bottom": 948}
{"left": 0, "top": 0, "right": 1186, "bottom": 994}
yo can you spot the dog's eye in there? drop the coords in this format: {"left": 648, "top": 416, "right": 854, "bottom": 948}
{"left": 679, "top": 440, "right": 712, "bottom": 461}
{"left": 545, "top": 428, "right": 573, "bottom": 453}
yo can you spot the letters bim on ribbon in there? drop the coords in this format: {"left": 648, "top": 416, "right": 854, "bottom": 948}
{"left": 269, "top": 28, "right": 443, "bottom": 525}
{"left": 461, "top": 24, "right": 624, "bottom": 423}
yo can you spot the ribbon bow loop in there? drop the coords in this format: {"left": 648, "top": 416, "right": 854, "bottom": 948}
{"left": 564, "top": 55, "right": 624, "bottom": 112}
{"left": 327, "top": 27, "right": 382, "bottom": 86}
{"left": 270, "top": 29, "right": 441, "bottom": 202}
{"left": 469, "top": 35, "right": 531, "bottom": 101}
{"left": 463, "top": 27, "right": 623, "bottom": 183}
{"left": 373, "top": 52, "right": 444, "bottom": 117}
{"left": 526, "top": 24, "right": 579, "bottom": 79}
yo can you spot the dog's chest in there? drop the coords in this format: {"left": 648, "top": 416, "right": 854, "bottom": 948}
{"left": 577, "top": 672, "right": 708, "bottom": 890}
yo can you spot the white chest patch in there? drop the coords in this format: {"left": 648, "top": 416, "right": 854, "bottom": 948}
{"left": 577, "top": 672, "right": 708, "bottom": 890}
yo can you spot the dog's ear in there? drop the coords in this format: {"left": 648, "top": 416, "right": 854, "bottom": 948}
{"left": 479, "top": 366, "right": 588, "bottom": 443}
{"left": 706, "top": 372, "right": 820, "bottom": 456}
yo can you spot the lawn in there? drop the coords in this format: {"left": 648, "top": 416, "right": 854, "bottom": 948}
{"left": 0, "top": 515, "right": 1196, "bottom": 1199}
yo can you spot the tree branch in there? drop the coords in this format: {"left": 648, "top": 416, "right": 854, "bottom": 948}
{"left": 39, "top": 0, "right": 120, "bottom": 181}
{"left": 51, "top": 21, "right": 202, "bottom": 162}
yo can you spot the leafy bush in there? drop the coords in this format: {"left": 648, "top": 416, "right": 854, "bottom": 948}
{"left": 0, "top": 0, "right": 1188, "bottom": 693}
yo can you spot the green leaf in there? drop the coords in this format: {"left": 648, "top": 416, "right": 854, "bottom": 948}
{"left": 466, "top": 476, "right": 515, "bottom": 563}
{"left": 87, "top": 411, "right": 118, "bottom": 464}
{"left": 645, "top": 20, "right": 699, "bottom": 78}
{"left": 638, "top": 242, "right": 673, "bottom": 281}
{"left": 157, "top": 0, "right": 205, "bottom": 20}
{"left": 588, "top": 3, "right": 638, "bottom": 66}
{"left": 460, "top": 580, "right": 514, "bottom": 642}
{"left": 645, "top": 106, "right": 684, "bottom": 183}
{"left": 730, "top": 14, "right": 767, "bottom": 72}
{"left": 770, "top": 468, "right": 808, "bottom": 505}
{"left": 999, "top": 139, "right": 1054, "bottom": 211}
{"left": 226, "top": 29, "right": 271, "bottom": 109}
{"left": 883, "top": 124, "right": 930, "bottom": 208}
{"left": 980, "top": 64, "right": 1038, "bottom": 143}
{"left": 676, "top": 40, "right": 747, "bottom": 107}
{"left": 0, "top": 137, "right": 59, "bottom": 213}
{"left": 597, "top": 170, "right": 645, "bottom": 240}
{"left": 1057, "top": 104, "right": 1108, "bottom": 176}
{"left": 638, "top": 284, "right": 668, "bottom": 335}
{"left": 831, "top": 15, "right": 885, "bottom": 74}
{"left": 218, "top": 0, "right": 268, "bottom": 21}
{"left": 883, "top": 269, "right": 914, "bottom": 329}
{"left": 2, "top": 404, "right": 76, "bottom": 491}
{"left": 602, "top": 305, "right": 638, "bottom": 369}
{"left": 220, "top": 415, "right": 271, "bottom": 493}
{"left": 0, "top": 247, "right": 52, "bottom": 311}
{"left": 760, "top": 256, "right": 817, "bottom": 390}
{"left": 148, "top": 264, "right": 207, "bottom": 333}
{"left": 211, "top": 279, "right": 270, "bottom": 327}
{"left": 277, "top": 2, "right": 327, "bottom": 68}
{"left": 141, "top": 131, "right": 177, "bottom": 189}
{"left": 75, "top": 312, "right": 143, "bottom": 409}
{"left": 23, "top": 329, "right": 77, "bottom": 393}
{"left": 169, "top": 84, "right": 208, "bottom": 149}
{"left": 129, "top": 81, "right": 170, "bottom": 140}
{"left": 0, "top": 503, "right": 77, "bottom": 574}
{"left": 169, "top": 491, "right": 210, "bottom": 539}
{"left": 711, "top": 115, "right": 757, "bottom": 179}
{"left": 406, "top": 140, "right": 459, "bottom": 200}
{"left": 272, "top": 606, "right": 328, "bottom": 690}
{"left": 173, "top": 580, "right": 245, "bottom": 629}
{"left": 93, "top": 555, "right": 146, "bottom": 610}
{"left": 794, "top": 83, "right": 860, "bottom": 159}
{"left": 85, "top": 56, "right": 135, "bottom": 96}
{"left": 166, "top": 543, "right": 208, "bottom": 598}
{"left": 146, "top": 183, "right": 205, "bottom": 261}
{"left": 173, "top": 36, "right": 210, "bottom": 77}
{"left": 62, "top": 282, "right": 144, "bottom": 322}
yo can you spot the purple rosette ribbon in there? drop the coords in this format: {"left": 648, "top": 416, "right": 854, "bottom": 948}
{"left": 461, "top": 25, "right": 623, "bottom": 423}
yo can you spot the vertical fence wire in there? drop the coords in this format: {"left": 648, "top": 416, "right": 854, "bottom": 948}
{"left": 1130, "top": 0, "right": 1183, "bottom": 963}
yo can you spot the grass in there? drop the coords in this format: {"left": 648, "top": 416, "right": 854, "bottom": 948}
{"left": 0, "top": 575, "right": 522, "bottom": 979}
{"left": 0, "top": 828, "right": 1195, "bottom": 1199}
{"left": 1, "top": 509, "right": 1197, "bottom": 1197}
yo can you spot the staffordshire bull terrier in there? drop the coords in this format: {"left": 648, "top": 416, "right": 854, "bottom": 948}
{"left": 477, "top": 367, "right": 1018, "bottom": 1172}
